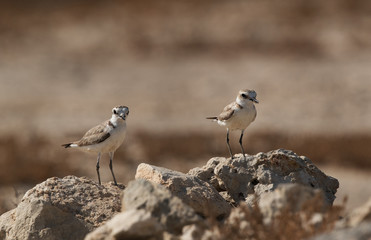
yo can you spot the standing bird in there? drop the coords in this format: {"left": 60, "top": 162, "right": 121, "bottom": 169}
{"left": 207, "top": 89, "right": 258, "bottom": 159}
{"left": 62, "top": 106, "right": 129, "bottom": 186}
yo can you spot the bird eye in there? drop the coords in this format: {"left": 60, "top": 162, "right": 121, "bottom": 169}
{"left": 241, "top": 93, "right": 247, "bottom": 99}
{"left": 113, "top": 109, "right": 117, "bottom": 114}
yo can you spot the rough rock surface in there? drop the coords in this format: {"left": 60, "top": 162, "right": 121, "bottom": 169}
{"left": 308, "top": 197, "right": 371, "bottom": 240}
{"left": 342, "top": 197, "right": 371, "bottom": 228}
{"left": 0, "top": 176, "right": 123, "bottom": 240}
{"left": 86, "top": 179, "right": 201, "bottom": 240}
{"left": 311, "top": 222, "right": 371, "bottom": 240}
{"left": 0, "top": 149, "right": 344, "bottom": 240}
{"left": 259, "top": 183, "right": 328, "bottom": 222}
{"left": 189, "top": 149, "right": 339, "bottom": 205}
{"left": 123, "top": 179, "right": 201, "bottom": 233}
{"left": 85, "top": 209, "right": 163, "bottom": 240}
{"left": 135, "top": 163, "right": 231, "bottom": 219}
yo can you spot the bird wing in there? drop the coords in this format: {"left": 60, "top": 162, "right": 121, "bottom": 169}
{"left": 76, "top": 121, "right": 111, "bottom": 146}
{"left": 218, "top": 102, "right": 238, "bottom": 121}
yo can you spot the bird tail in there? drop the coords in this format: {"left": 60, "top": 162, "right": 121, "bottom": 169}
{"left": 61, "top": 143, "right": 72, "bottom": 148}
{"left": 206, "top": 117, "right": 218, "bottom": 120}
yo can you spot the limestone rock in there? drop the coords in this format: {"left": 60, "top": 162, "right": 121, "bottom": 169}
{"left": 311, "top": 222, "right": 371, "bottom": 240}
{"left": 123, "top": 179, "right": 201, "bottom": 233}
{"left": 85, "top": 209, "right": 163, "bottom": 240}
{"left": 86, "top": 179, "right": 201, "bottom": 240}
{"left": 135, "top": 163, "right": 231, "bottom": 219}
{"left": 335, "top": 197, "right": 371, "bottom": 230}
{"left": 189, "top": 149, "right": 339, "bottom": 205}
{"left": 258, "top": 183, "right": 328, "bottom": 223}
{"left": 0, "top": 210, "right": 15, "bottom": 240}
{"left": 0, "top": 176, "right": 123, "bottom": 240}
{"left": 344, "top": 197, "right": 371, "bottom": 227}
{"left": 181, "top": 224, "right": 212, "bottom": 240}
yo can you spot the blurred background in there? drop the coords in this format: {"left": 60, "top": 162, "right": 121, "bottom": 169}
{"left": 0, "top": 0, "right": 370, "bottom": 213}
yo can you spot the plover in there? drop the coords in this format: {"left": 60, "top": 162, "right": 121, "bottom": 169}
{"left": 62, "top": 106, "right": 129, "bottom": 186}
{"left": 207, "top": 89, "right": 258, "bottom": 159}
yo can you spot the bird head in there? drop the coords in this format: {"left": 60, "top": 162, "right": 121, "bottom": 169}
{"left": 238, "top": 89, "right": 259, "bottom": 104}
{"left": 112, "top": 106, "right": 130, "bottom": 120}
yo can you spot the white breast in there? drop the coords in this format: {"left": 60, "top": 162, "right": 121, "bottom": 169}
{"left": 219, "top": 105, "right": 256, "bottom": 131}
{"left": 103, "top": 124, "right": 127, "bottom": 152}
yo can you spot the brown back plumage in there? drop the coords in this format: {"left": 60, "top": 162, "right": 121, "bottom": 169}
{"left": 61, "top": 120, "right": 112, "bottom": 148}
{"left": 217, "top": 102, "right": 243, "bottom": 121}
{"left": 75, "top": 120, "right": 111, "bottom": 146}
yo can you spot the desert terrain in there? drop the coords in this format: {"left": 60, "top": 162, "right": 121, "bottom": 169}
{"left": 0, "top": 0, "right": 370, "bottom": 215}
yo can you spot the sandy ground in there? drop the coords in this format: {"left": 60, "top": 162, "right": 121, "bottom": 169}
{"left": 0, "top": 1, "right": 370, "bottom": 137}
{"left": 1, "top": 55, "right": 371, "bottom": 137}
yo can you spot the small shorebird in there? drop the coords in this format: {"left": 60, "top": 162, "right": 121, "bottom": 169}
{"left": 207, "top": 89, "right": 258, "bottom": 159}
{"left": 62, "top": 106, "right": 129, "bottom": 186}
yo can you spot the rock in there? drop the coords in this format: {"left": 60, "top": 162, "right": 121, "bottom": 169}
{"left": 123, "top": 179, "right": 201, "bottom": 233}
{"left": 181, "top": 224, "right": 211, "bottom": 240}
{"left": 135, "top": 163, "right": 231, "bottom": 219}
{"left": 0, "top": 210, "right": 15, "bottom": 240}
{"left": 85, "top": 209, "right": 163, "bottom": 240}
{"left": 86, "top": 179, "right": 201, "bottom": 240}
{"left": 2, "top": 200, "right": 89, "bottom": 240}
{"left": 189, "top": 149, "right": 339, "bottom": 206}
{"left": 176, "top": 184, "right": 335, "bottom": 240}
{"left": 335, "top": 197, "right": 371, "bottom": 229}
{"left": 0, "top": 150, "right": 343, "bottom": 240}
{"left": 0, "top": 176, "right": 124, "bottom": 240}
{"left": 310, "top": 222, "right": 371, "bottom": 240}
{"left": 343, "top": 197, "right": 371, "bottom": 228}
{"left": 258, "top": 183, "right": 328, "bottom": 224}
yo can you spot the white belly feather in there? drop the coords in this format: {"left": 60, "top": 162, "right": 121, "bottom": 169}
{"left": 218, "top": 106, "right": 256, "bottom": 131}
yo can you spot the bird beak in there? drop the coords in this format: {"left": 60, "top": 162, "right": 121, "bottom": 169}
{"left": 120, "top": 114, "right": 125, "bottom": 120}
{"left": 252, "top": 98, "right": 259, "bottom": 104}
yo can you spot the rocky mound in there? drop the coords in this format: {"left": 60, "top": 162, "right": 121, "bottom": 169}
{"left": 189, "top": 149, "right": 339, "bottom": 205}
{"left": 0, "top": 176, "right": 123, "bottom": 240}
{"left": 135, "top": 163, "right": 231, "bottom": 219}
{"left": 1, "top": 149, "right": 369, "bottom": 240}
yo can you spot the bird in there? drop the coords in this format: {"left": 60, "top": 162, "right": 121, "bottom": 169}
{"left": 207, "top": 89, "right": 258, "bottom": 159}
{"left": 62, "top": 105, "right": 129, "bottom": 186}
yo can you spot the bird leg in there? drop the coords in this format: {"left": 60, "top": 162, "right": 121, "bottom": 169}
{"left": 226, "top": 129, "right": 234, "bottom": 159}
{"left": 109, "top": 152, "right": 118, "bottom": 186}
{"left": 96, "top": 152, "right": 101, "bottom": 185}
{"left": 239, "top": 130, "right": 246, "bottom": 159}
